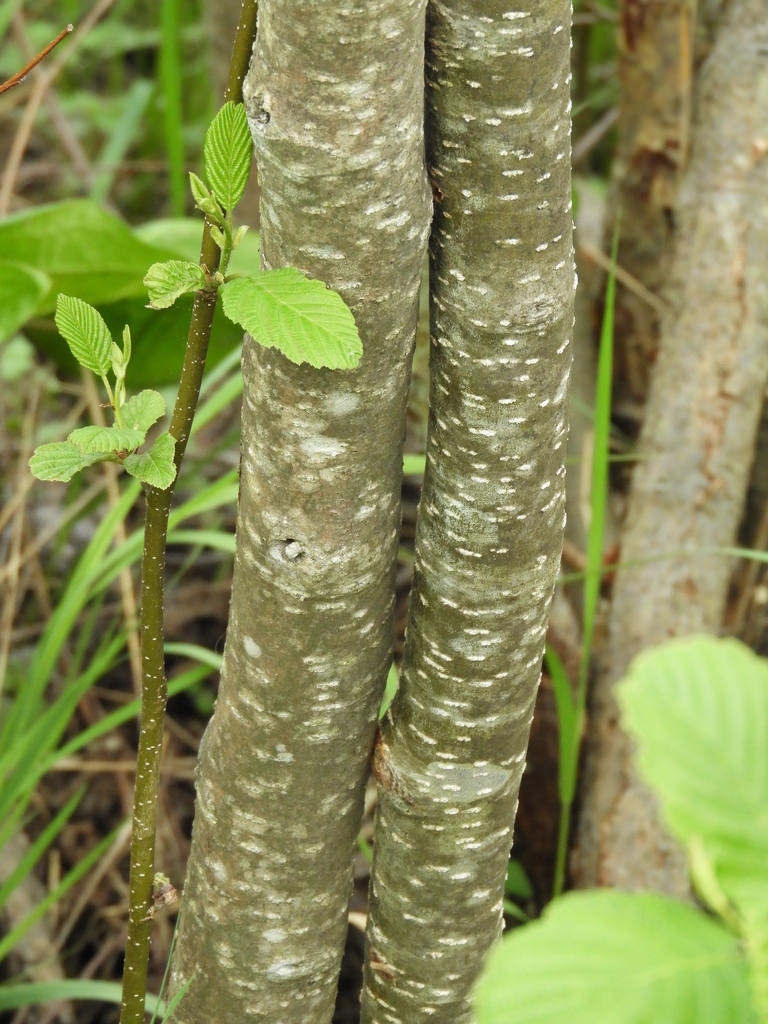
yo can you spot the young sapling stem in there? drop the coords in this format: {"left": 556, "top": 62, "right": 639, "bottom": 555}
{"left": 118, "top": 4, "right": 259, "bottom": 1022}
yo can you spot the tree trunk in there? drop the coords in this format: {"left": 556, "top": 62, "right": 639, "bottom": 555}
{"left": 361, "top": 3, "right": 574, "bottom": 1020}
{"left": 612, "top": 0, "right": 695, "bottom": 403}
{"left": 169, "top": 3, "right": 431, "bottom": 1019}
{"left": 575, "top": 0, "right": 768, "bottom": 895}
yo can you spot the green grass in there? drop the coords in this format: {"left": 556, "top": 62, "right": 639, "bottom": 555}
{"left": 160, "top": 0, "right": 186, "bottom": 216}
{"left": 0, "top": 979, "right": 167, "bottom": 1015}
{"left": 550, "top": 215, "right": 619, "bottom": 899}
{"left": 0, "top": 348, "right": 242, "bottom": 997}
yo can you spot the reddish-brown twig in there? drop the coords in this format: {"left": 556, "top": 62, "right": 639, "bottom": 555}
{"left": 0, "top": 24, "right": 73, "bottom": 96}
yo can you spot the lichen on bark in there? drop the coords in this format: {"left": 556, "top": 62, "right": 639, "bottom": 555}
{"left": 361, "top": 3, "right": 574, "bottom": 1021}
{"left": 169, "top": 2, "right": 431, "bottom": 1020}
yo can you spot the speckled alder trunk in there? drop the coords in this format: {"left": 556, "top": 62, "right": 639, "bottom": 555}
{"left": 170, "top": 3, "right": 431, "bottom": 1020}
{"left": 575, "top": 0, "right": 768, "bottom": 895}
{"left": 362, "top": 4, "right": 574, "bottom": 1021}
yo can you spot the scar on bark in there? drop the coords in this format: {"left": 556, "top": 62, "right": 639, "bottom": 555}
{"left": 371, "top": 729, "right": 419, "bottom": 808}
{"left": 427, "top": 167, "right": 445, "bottom": 204}
{"left": 368, "top": 947, "right": 398, "bottom": 982}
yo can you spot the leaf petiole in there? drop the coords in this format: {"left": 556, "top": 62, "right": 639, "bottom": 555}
{"left": 100, "top": 374, "right": 120, "bottom": 425}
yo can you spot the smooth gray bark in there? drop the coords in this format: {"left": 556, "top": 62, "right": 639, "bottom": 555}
{"left": 361, "top": 4, "right": 574, "bottom": 1021}
{"left": 575, "top": 0, "right": 768, "bottom": 894}
{"left": 170, "top": 3, "right": 431, "bottom": 1020}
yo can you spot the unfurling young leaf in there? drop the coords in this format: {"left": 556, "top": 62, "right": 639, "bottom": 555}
{"left": 124, "top": 432, "right": 177, "bottom": 489}
{"left": 111, "top": 342, "right": 126, "bottom": 378}
{"left": 111, "top": 325, "right": 131, "bottom": 402}
{"left": 121, "top": 390, "right": 166, "bottom": 434}
{"left": 204, "top": 102, "right": 252, "bottom": 211}
{"left": 144, "top": 260, "right": 207, "bottom": 310}
{"left": 29, "top": 441, "right": 104, "bottom": 482}
{"left": 220, "top": 269, "right": 363, "bottom": 370}
{"left": 188, "top": 171, "right": 211, "bottom": 207}
{"left": 122, "top": 324, "right": 132, "bottom": 366}
{"left": 55, "top": 295, "right": 112, "bottom": 376}
{"left": 209, "top": 225, "right": 227, "bottom": 251}
{"left": 188, "top": 172, "right": 224, "bottom": 222}
{"left": 68, "top": 425, "right": 145, "bottom": 454}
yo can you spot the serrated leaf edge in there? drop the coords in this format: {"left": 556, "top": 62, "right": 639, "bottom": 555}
{"left": 220, "top": 270, "right": 362, "bottom": 370}
{"left": 204, "top": 102, "right": 252, "bottom": 211}
{"left": 55, "top": 295, "right": 112, "bottom": 376}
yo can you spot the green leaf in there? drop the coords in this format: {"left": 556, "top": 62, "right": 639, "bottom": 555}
{"left": 144, "top": 259, "right": 206, "bottom": 309}
{"left": 84, "top": 296, "right": 242, "bottom": 388}
{"left": 0, "top": 200, "right": 173, "bottom": 310}
{"left": 210, "top": 225, "right": 227, "bottom": 250}
{"left": 122, "top": 324, "right": 132, "bottom": 365}
{"left": 474, "top": 890, "right": 755, "bottom": 1024}
{"left": 402, "top": 453, "right": 426, "bottom": 477}
{"left": 232, "top": 224, "right": 249, "bottom": 249}
{"left": 221, "top": 270, "right": 363, "bottom": 370}
{"left": 204, "top": 102, "right": 252, "bottom": 211}
{"left": 111, "top": 342, "right": 126, "bottom": 379}
{"left": 55, "top": 295, "right": 112, "bottom": 376}
{"left": 379, "top": 662, "right": 399, "bottom": 720}
{"left": 188, "top": 171, "right": 211, "bottom": 208}
{"left": 619, "top": 636, "right": 768, "bottom": 915}
{"left": 124, "top": 432, "right": 177, "bottom": 489}
{"left": 745, "top": 913, "right": 768, "bottom": 1023}
{"left": 505, "top": 858, "right": 534, "bottom": 901}
{"left": 29, "top": 442, "right": 104, "bottom": 482}
{"left": 0, "top": 336, "right": 35, "bottom": 383}
{"left": 68, "top": 425, "right": 145, "bottom": 454}
{"left": 188, "top": 171, "right": 223, "bottom": 221}
{"left": 121, "top": 390, "right": 166, "bottom": 433}
{"left": 0, "top": 262, "right": 49, "bottom": 343}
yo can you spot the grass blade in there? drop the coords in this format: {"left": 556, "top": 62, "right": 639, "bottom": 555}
{"left": 0, "top": 823, "right": 124, "bottom": 963}
{"left": 0, "top": 481, "right": 138, "bottom": 749}
{"left": 159, "top": 0, "right": 185, "bottom": 216}
{"left": 552, "top": 215, "right": 619, "bottom": 898}
{"left": 0, "top": 979, "right": 165, "bottom": 1015}
{"left": 0, "top": 634, "right": 125, "bottom": 828}
{"left": 90, "top": 79, "right": 154, "bottom": 203}
{"left": 0, "top": 789, "right": 83, "bottom": 914}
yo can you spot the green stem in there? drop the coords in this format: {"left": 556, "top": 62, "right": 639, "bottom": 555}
{"left": 101, "top": 374, "right": 118, "bottom": 421}
{"left": 119, "top": 5, "right": 258, "bottom": 1022}
{"left": 218, "top": 213, "right": 234, "bottom": 276}
{"left": 223, "top": 2, "right": 258, "bottom": 104}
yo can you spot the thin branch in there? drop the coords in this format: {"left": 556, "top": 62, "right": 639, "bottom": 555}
{"left": 118, "top": 3, "right": 259, "bottom": 1021}
{"left": 0, "top": 0, "right": 117, "bottom": 215}
{"left": 0, "top": 23, "right": 72, "bottom": 95}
